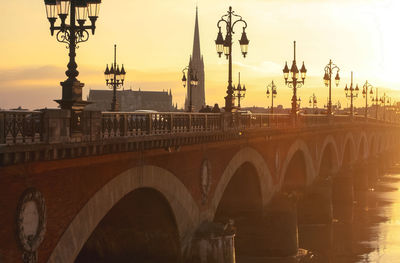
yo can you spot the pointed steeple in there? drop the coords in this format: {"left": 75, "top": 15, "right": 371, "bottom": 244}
{"left": 192, "top": 6, "right": 201, "bottom": 61}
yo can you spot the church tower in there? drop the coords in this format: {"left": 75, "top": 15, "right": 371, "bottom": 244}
{"left": 185, "top": 7, "right": 205, "bottom": 112}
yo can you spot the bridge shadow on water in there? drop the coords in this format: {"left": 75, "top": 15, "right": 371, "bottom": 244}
{"left": 242, "top": 163, "right": 400, "bottom": 263}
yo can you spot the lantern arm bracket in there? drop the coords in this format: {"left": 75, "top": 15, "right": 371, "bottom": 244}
{"left": 217, "top": 18, "right": 228, "bottom": 33}
{"left": 231, "top": 17, "right": 247, "bottom": 33}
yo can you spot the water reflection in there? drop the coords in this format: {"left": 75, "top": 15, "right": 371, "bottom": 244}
{"left": 299, "top": 164, "right": 400, "bottom": 263}
{"left": 240, "top": 164, "right": 400, "bottom": 263}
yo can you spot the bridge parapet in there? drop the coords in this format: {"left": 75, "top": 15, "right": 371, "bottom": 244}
{"left": 1, "top": 109, "right": 399, "bottom": 166}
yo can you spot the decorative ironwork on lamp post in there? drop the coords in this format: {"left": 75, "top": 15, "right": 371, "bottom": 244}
{"left": 233, "top": 72, "right": 246, "bottom": 108}
{"left": 104, "top": 45, "right": 126, "bottom": 112}
{"left": 266, "top": 81, "right": 277, "bottom": 114}
{"left": 344, "top": 71, "right": 359, "bottom": 117}
{"left": 283, "top": 41, "right": 307, "bottom": 118}
{"left": 371, "top": 87, "right": 380, "bottom": 119}
{"left": 44, "top": 0, "right": 101, "bottom": 111}
{"left": 323, "top": 59, "right": 340, "bottom": 115}
{"left": 309, "top": 93, "right": 317, "bottom": 109}
{"left": 215, "top": 6, "right": 249, "bottom": 112}
{"left": 380, "top": 93, "right": 389, "bottom": 121}
{"left": 181, "top": 67, "right": 198, "bottom": 112}
{"left": 361, "top": 80, "right": 373, "bottom": 120}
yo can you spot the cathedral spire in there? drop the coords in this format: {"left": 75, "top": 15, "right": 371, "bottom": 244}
{"left": 192, "top": 6, "right": 201, "bottom": 61}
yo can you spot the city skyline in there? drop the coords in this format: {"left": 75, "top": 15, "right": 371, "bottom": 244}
{"left": 0, "top": 0, "right": 399, "bottom": 110}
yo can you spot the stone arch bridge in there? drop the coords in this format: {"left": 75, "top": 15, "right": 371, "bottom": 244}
{"left": 0, "top": 110, "right": 399, "bottom": 262}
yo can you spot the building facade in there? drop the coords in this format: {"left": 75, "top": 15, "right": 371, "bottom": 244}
{"left": 185, "top": 7, "right": 205, "bottom": 112}
{"left": 86, "top": 89, "right": 176, "bottom": 112}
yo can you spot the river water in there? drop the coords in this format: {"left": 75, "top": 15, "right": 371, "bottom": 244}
{"left": 298, "top": 164, "right": 400, "bottom": 263}
{"left": 240, "top": 163, "right": 400, "bottom": 263}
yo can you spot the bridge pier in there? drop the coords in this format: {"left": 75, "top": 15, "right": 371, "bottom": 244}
{"left": 368, "top": 157, "right": 380, "bottom": 187}
{"left": 297, "top": 176, "right": 333, "bottom": 225}
{"left": 353, "top": 161, "right": 369, "bottom": 208}
{"left": 332, "top": 167, "right": 354, "bottom": 223}
{"left": 187, "top": 222, "right": 236, "bottom": 263}
{"left": 261, "top": 193, "right": 299, "bottom": 257}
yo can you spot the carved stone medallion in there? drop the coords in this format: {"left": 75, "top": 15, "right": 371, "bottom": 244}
{"left": 16, "top": 188, "right": 46, "bottom": 262}
{"left": 201, "top": 159, "right": 212, "bottom": 204}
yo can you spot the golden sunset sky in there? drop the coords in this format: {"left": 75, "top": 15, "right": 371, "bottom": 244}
{"left": 0, "top": 0, "right": 399, "bottom": 109}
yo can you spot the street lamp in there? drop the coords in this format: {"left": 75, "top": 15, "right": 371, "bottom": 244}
{"left": 44, "top": 0, "right": 102, "bottom": 110}
{"left": 380, "top": 93, "right": 389, "bottom": 121}
{"left": 266, "top": 80, "right": 277, "bottom": 114}
{"left": 104, "top": 45, "right": 126, "bottom": 112}
{"left": 344, "top": 71, "right": 359, "bottom": 116}
{"left": 215, "top": 6, "right": 249, "bottom": 112}
{"left": 181, "top": 67, "right": 198, "bottom": 112}
{"left": 323, "top": 59, "right": 340, "bottom": 115}
{"left": 361, "top": 80, "right": 373, "bottom": 120}
{"left": 371, "top": 87, "right": 380, "bottom": 119}
{"left": 283, "top": 41, "right": 307, "bottom": 118}
{"left": 309, "top": 93, "right": 317, "bottom": 109}
{"left": 233, "top": 72, "right": 246, "bottom": 108}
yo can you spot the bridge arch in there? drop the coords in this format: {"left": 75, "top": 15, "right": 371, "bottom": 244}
{"left": 280, "top": 139, "right": 315, "bottom": 190}
{"left": 340, "top": 132, "right": 356, "bottom": 167}
{"left": 356, "top": 132, "right": 368, "bottom": 160}
{"left": 48, "top": 165, "right": 199, "bottom": 263}
{"left": 211, "top": 147, "right": 274, "bottom": 217}
{"left": 316, "top": 135, "right": 340, "bottom": 177}
{"left": 369, "top": 133, "right": 378, "bottom": 157}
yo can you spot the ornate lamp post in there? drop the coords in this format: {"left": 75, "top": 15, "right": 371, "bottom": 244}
{"left": 344, "top": 71, "right": 359, "bottom": 116}
{"left": 215, "top": 6, "right": 249, "bottom": 112}
{"left": 361, "top": 80, "right": 373, "bottom": 120}
{"left": 380, "top": 93, "right": 389, "bottom": 121}
{"left": 323, "top": 59, "right": 340, "bottom": 115}
{"left": 283, "top": 41, "right": 307, "bottom": 118}
{"left": 233, "top": 72, "right": 246, "bottom": 108}
{"left": 44, "top": 0, "right": 101, "bottom": 110}
{"left": 266, "top": 80, "right": 277, "bottom": 114}
{"left": 309, "top": 93, "right": 317, "bottom": 109}
{"left": 371, "top": 87, "right": 380, "bottom": 119}
{"left": 104, "top": 45, "right": 126, "bottom": 112}
{"left": 181, "top": 67, "right": 198, "bottom": 112}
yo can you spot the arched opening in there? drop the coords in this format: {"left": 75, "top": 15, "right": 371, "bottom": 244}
{"left": 319, "top": 143, "right": 335, "bottom": 177}
{"left": 358, "top": 137, "right": 366, "bottom": 160}
{"left": 370, "top": 136, "right": 376, "bottom": 157}
{"left": 282, "top": 150, "right": 308, "bottom": 192}
{"left": 214, "top": 162, "right": 263, "bottom": 258}
{"left": 342, "top": 139, "right": 353, "bottom": 168}
{"left": 75, "top": 188, "right": 181, "bottom": 263}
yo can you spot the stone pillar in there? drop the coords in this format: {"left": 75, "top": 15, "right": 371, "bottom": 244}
{"left": 188, "top": 221, "right": 236, "bottom": 263}
{"left": 41, "top": 109, "right": 71, "bottom": 143}
{"left": 353, "top": 161, "right": 369, "bottom": 208}
{"left": 81, "top": 110, "right": 102, "bottom": 142}
{"left": 262, "top": 193, "right": 299, "bottom": 257}
{"left": 297, "top": 176, "right": 333, "bottom": 225}
{"left": 332, "top": 167, "right": 354, "bottom": 205}
{"left": 368, "top": 157, "right": 379, "bottom": 188}
{"left": 332, "top": 167, "right": 354, "bottom": 223}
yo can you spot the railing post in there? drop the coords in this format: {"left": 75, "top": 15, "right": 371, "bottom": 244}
{"left": 170, "top": 114, "right": 174, "bottom": 133}
{"left": 205, "top": 114, "right": 208, "bottom": 132}
{"left": 41, "top": 109, "right": 71, "bottom": 143}
{"left": 0, "top": 112, "right": 4, "bottom": 144}
{"left": 188, "top": 114, "right": 192, "bottom": 132}
{"left": 147, "top": 113, "right": 153, "bottom": 135}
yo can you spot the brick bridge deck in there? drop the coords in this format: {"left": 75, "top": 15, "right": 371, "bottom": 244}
{"left": 1, "top": 110, "right": 399, "bottom": 262}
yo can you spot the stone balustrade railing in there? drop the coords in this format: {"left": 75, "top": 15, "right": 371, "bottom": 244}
{"left": 1, "top": 109, "right": 399, "bottom": 166}
{"left": 1, "top": 109, "right": 399, "bottom": 146}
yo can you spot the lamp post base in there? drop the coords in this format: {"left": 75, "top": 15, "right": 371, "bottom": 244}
{"left": 110, "top": 102, "right": 120, "bottom": 112}
{"left": 56, "top": 79, "right": 91, "bottom": 111}
{"left": 55, "top": 79, "right": 92, "bottom": 135}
